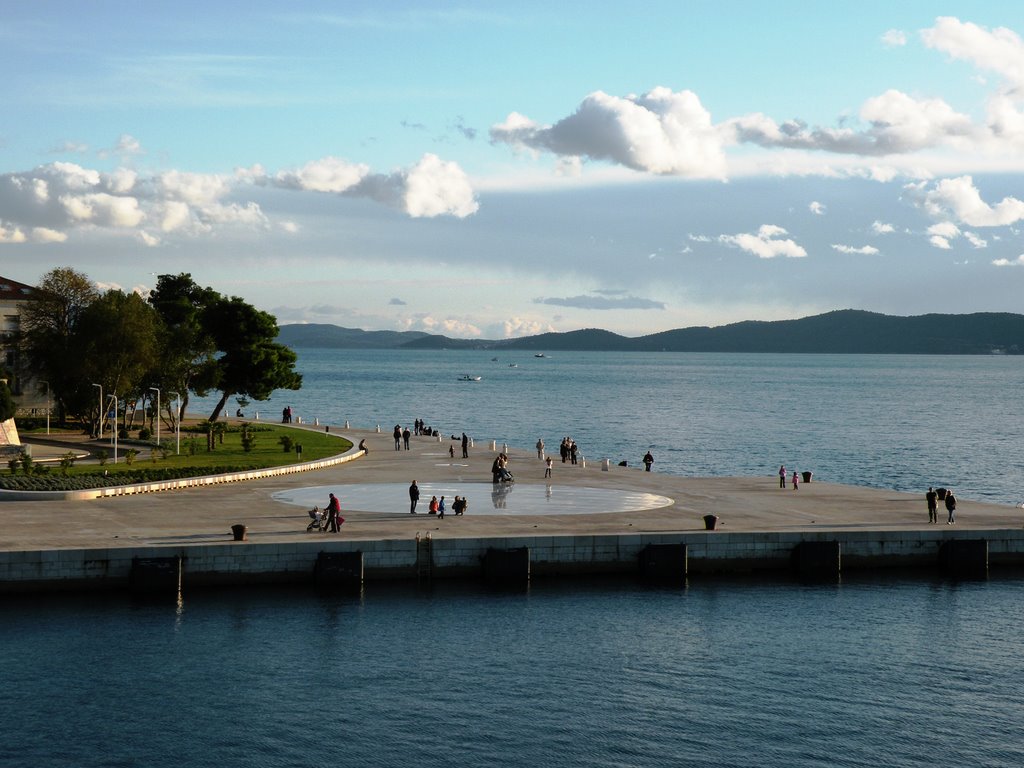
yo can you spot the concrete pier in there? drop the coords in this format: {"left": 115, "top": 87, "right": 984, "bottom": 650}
{"left": 1, "top": 426, "right": 1023, "bottom": 592}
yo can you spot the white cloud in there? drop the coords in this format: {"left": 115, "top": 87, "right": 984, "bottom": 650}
{"left": 0, "top": 221, "right": 27, "bottom": 243}
{"left": 871, "top": 220, "right": 896, "bottom": 234}
{"left": 719, "top": 224, "right": 807, "bottom": 259}
{"left": 831, "top": 244, "right": 879, "bottom": 255}
{"left": 273, "top": 156, "right": 369, "bottom": 193}
{"left": 809, "top": 201, "right": 825, "bottom": 215}
{"left": 992, "top": 255, "right": 1024, "bottom": 266}
{"left": 917, "top": 175, "right": 1024, "bottom": 226}
{"left": 928, "top": 221, "right": 961, "bottom": 238}
{"left": 31, "top": 227, "right": 68, "bottom": 243}
{"left": 882, "top": 29, "right": 907, "bottom": 47}
{"left": 729, "top": 89, "right": 974, "bottom": 156}
{"left": 963, "top": 231, "right": 987, "bottom": 248}
{"left": 490, "top": 87, "right": 728, "bottom": 178}
{"left": 401, "top": 153, "right": 479, "bottom": 218}
{"left": 502, "top": 317, "right": 555, "bottom": 338}
{"left": 404, "top": 314, "right": 483, "bottom": 337}
{"left": 929, "top": 235, "right": 953, "bottom": 249}
{"left": 922, "top": 17, "right": 1024, "bottom": 92}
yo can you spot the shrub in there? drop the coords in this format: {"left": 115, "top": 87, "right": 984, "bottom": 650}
{"left": 124, "top": 448, "right": 138, "bottom": 466}
{"left": 8, "top": 456, "right": 19, "bottom": 475}
{"left": 19, "top": 451, "right": 33, "bottom": 475}
{"left": 278, "top": 435, "right": 294, "bottom": 453}
{"left": 97, "top": 449, "right": 108, "bottom": 466}
{"left": 59, "top": 452, "right": 76, "bottom": 476}
{"left": 138, "top": 427, "right": 152, "bottom": 441}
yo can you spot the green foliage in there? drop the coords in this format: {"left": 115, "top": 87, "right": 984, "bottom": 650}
{"left": 278, "top": 434, "right": 294, "bottom": 452}
{"left": 19, "top": 451, "right": 33, "bottom": 474}
{"left": 59, "top": 452, "right": 76, "bottom": 476}
{"left": 240, "top": 423, "right": 256, "bottom": 453}
{"left": 8, "top": 456, "right": 19, "bottom": 475}
{"left": 124, "top": 448, "right": 138, "bottom": 465}
{"left": 97, "top": 449, "right": 108, "bottom": 466}
{"left": 138, "top": 427, "right": 152, "bottom": 441}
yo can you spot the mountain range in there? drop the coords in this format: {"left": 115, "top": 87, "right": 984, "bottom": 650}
{"left": 277, "top": 310, "right": 1024, "bottom": 354}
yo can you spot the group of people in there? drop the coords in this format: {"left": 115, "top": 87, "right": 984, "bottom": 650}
{"left": 778, "top": 465, "right": 801, "bottom": 490}
{"left": 408, "top": 480, "right": 467, "bottom": 518}
{"left": 393, "top": 424, "right": 411, "bottom": 450}
{"left": 926, "top": 486, "right": 957, "bottom": 524}
{"left": 558, "top": 437, "right": 580, "bottom": 464}
{"left": 281, "top": 406, "right": 293, "bottom": 423}
{"left": 491, "top": 453, "right": 514, "bottom": 482}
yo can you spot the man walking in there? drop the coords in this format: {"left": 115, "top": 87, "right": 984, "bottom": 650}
{"left": 926, "top": 487, "right": 938, "bottom": 523}
{"left": 409, "top": 480, "right": 420, "bottom": 513}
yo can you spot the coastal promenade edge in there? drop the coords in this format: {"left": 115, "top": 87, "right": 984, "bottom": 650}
{"left": 2, "top": 425, "right": 1023, "bottom": 592}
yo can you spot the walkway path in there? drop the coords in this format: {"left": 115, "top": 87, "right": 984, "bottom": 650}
{"left": 1, "top": 426, "right": 1020, "bottom": 553}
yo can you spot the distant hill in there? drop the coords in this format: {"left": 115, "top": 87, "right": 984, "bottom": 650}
{"left": 279, "top": 311, "right": 1024, "bottom": 354}
{"left": 277, "top": 324, "right": 430, "bottom": 349}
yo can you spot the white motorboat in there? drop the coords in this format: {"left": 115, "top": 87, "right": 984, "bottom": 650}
{"left": 458, "top": 374, "right": 482, "bottom": 381}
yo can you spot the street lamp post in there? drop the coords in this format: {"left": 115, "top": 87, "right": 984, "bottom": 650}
{"left": 91, "top": 383, "right": 102, "bottom": 438}
{"left": 108, "top": 394, "right": 118, "bottom": 463}
{"left": 149, "top": 387, "right": 160, "bottom": 448}
{"left": 40, "top": 381, "right": 50, "bottom": 435}
{"left": 168, "top": 391, "right": 180, "bottom": 455}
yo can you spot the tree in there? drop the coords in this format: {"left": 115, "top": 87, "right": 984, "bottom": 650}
{"left": 147, "top": 273, "right": 220, "bottom": 424}
{"left": 0, "top": 379, "right": 15, "bottom": 422}
{"left": 19, "top": 267, "right": 100, "bottom": 424}
{"left": 73, "top": 290, "right": 160, "bottom": 428}
{"left": 200, "top": 295, "right": 302, "bottom": 424}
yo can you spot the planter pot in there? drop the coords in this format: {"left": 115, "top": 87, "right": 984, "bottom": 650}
{"left": 231, "top": 524, "right": 248, "bottom": 541}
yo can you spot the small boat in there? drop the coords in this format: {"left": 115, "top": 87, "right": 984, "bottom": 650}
{"left": 508, "top": 363, "right": 517, "bottom": 368}
{"left": 534, "top": 353, "right": 546, "bottom": 358}
{"left": 458, "top": 374, "right": 482, "bottom": 381}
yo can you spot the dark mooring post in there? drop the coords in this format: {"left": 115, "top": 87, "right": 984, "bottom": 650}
{"left": 638, "top": 543, "right": 688, "bottom": 583}
{"left": 315, "top": 551, "right": 364, "bottom": 592}
{"left": 938, "top": 539, "right": 988, "bottom": 579}
{"left": 481, "top": 547, "right": 530, "bottom": 585}
{"left": 792, "top": 541, "right": 841, "bottom": 580}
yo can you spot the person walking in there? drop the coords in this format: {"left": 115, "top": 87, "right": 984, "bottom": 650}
{"left": 438, "top": 496, "right": 446, "bottom": 519}
{"left": 462, "top": 432, "right": 469, "bottom": 458}
{"left": 643, "top": 451, "right": 654, "bottom": 472}
{"left": 393, "top": 425, "right": 402, "bottom": 451}
{"left": 779, "top": 465, "right": 787, "bottom": 489}
{"left": 792, "top": 470, "right": 799, "bottom": 490}
{"left": 926, "top": 487, "right": 938, "bottom": 523}
{"left": 409, "top": 480, "right": 420, "bottom": 513}
{"left": 324, "top": 492, "right": 342, "bottom": 533}
{"left": 536, "top": 438, "right": 545, "bottom": 460}
{"left": 403, "top": 427, "right": 411, "bottom": 450}
{"left": 544, "top": 455, "right": 553, "bottom": 478}
{"left": 945, "top": 490, "right": 957, "bottom": 524}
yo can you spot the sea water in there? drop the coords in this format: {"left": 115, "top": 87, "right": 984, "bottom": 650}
{"left": 8, "top": 352, "right": 1024, "bottom": 767}
{"left": 2, "top": 576, "right": 1022, "bottom": 768}
{"left": 202, "top": 349, "right": 1024, "bottom": 505}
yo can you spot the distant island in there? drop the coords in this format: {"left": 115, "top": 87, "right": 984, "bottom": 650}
{"left": 277, "top": 310, "right": 1024, "bottom": 354}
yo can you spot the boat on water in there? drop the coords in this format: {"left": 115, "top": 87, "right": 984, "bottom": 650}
{"left": 458, "top": 374, "right": 482, "bottom": 381}
{"left": 508, "top": 363, "right": 517, "bottom": 368}
{"left": 534, "top": 353, "right": 547, "bottom": 358}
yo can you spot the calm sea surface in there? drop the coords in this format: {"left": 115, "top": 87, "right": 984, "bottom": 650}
{"left": 3, "top": 576, "right": 1023, "bottom": 768}
{"left": 8, "top": 352, "right": 1024, "bottom": 767}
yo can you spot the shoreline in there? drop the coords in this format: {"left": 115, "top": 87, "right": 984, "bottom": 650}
{"left": 2, "top": 425, "right": 1022, "bottom": 592}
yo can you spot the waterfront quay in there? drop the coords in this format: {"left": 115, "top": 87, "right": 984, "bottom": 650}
{"left": 1, "top": 425, "right": 1022, "bottom": 592}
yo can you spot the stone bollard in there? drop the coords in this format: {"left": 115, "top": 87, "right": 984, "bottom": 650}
{"left": 376, "top": 425, "right": 381, "bottom": 433}
{"left": 230, "top": 524, "right": 247, "bottom": 541}
{"left": 345, "top": 421, "right": 350, "bottom": 429}
{"left": 580, "top": 456, "right": 586, "bottom": 468}
{"left": 601, "top": 458, "right": 610, "bottom": 471}
{"left": 314, "top": 417, "right": 319, "bottom": 426}
{"left": 254, "top": 411, "right": 259, "bottom": 421}
{"left": 490, "top": 440, "right": 497, "bottom": 451}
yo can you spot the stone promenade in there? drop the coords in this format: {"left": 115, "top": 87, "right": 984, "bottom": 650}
{"left": 1, "top": 424, "right": 1020, "bottom": 554}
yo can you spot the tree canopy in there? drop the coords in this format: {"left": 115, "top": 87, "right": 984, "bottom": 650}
{"left": 18, "top": 268, "right": 301, "bottom": 430}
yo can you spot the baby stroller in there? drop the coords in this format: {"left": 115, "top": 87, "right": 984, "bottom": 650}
{"left": 306, "top": 506, "right": 326, "bottom": 532}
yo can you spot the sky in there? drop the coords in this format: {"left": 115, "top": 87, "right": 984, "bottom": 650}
{"left": 3, "top": 2, "right": 1024, "bottom": 338}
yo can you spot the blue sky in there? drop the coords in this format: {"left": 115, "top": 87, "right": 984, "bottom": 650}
{"left": 3, "top": 2, "right": 1024, "bottom": 337}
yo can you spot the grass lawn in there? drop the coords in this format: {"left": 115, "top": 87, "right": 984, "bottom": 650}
{"left": 3, "top": 424, "right": 353, "bottom": 490}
